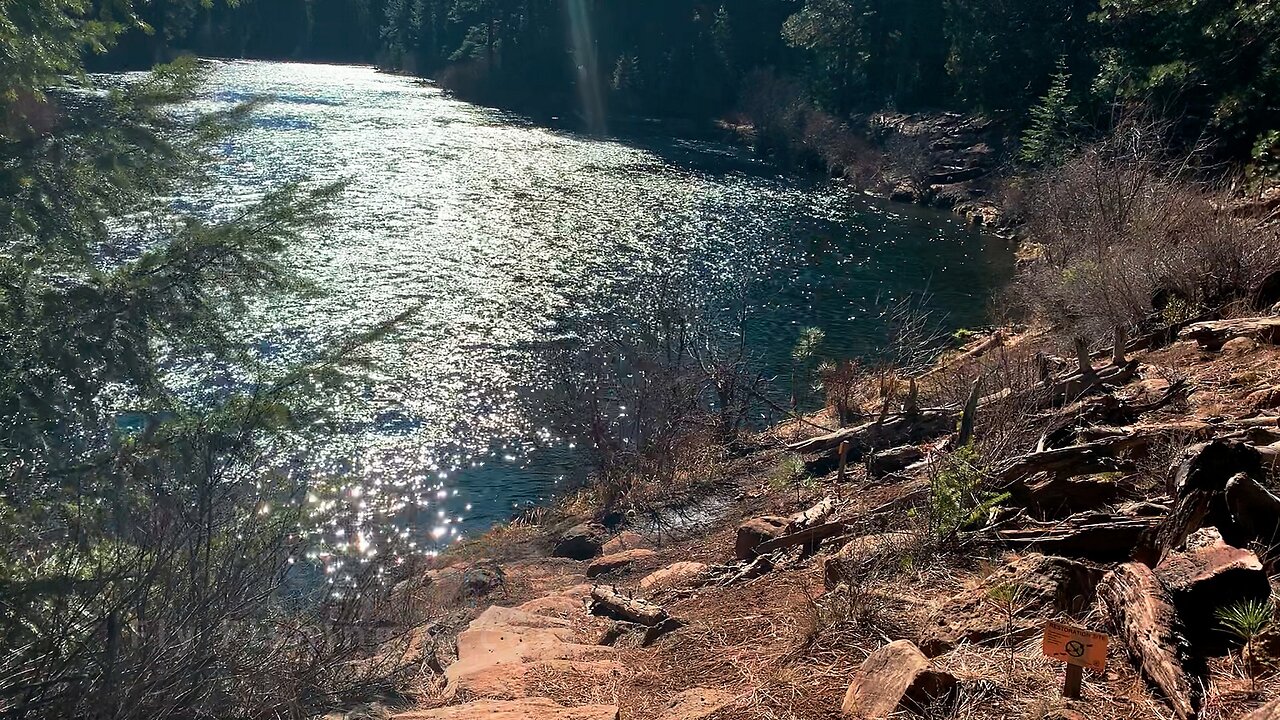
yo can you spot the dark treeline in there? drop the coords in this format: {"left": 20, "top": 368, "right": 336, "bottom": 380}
{"left": 98, "top": 0, "right": 1279, "bottom": 170}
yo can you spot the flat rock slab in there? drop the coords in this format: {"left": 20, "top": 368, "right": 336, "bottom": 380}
{"left": 655, "top": 687, "right": 739, "bottom": 720}
{"left": 446, "top": 659, "right": 626, "bottom": 700}
{"left": 471, "top": 605, "right": 573, "bottom": 630}
{"left": 919, "top": 553, "right": 1102, "bottom": 657}
{"left": 393, "top": 698, "right": 619, "bottom": 720}
{"left": 841, "top": 640, "right": 956, "bottom": 719}
{"left": 639, "top": 561, "right": 709, "bottom": 591}
{"left": 585, "top": 549, "right": 658, "bottom": 578}
{"left": 601, "top": 531, "right": 654, "bottom": 555}
{"left": 445, "top": 613, "right": 616, "bottom": 699}
{"left": 517, "top": 594, "right": 585, "bottom": 617}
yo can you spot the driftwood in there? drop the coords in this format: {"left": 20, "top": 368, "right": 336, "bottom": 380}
{"left": 1050, "top": 358, "right": 1140, "bottom": 405}
{"left": 753, "top": 521, "right": 850, "bottom": 555}
{"left": 956, "top": 379, "right": 981, "bottom": 447}
{"left": 590, "top": 585, "right": 670, "bottom": 626}
{"left": 788, "top": 409, "right": 955, "bottom": 456}
{"left": 1180, "top": 316, "right": 1280, "bottom": 350}
{"left": 1099, "top": 563, "right": 1201, "bottom": 720}
{"left": 995, "top": 511, "right": 1158, "bottom": 561}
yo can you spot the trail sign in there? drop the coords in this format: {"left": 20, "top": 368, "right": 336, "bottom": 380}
{"left": 1042, "top": 620, "right": 1108, "bottom": 671}
{"left": 1042, "top": 620, "right": 1108, "bottom": 699}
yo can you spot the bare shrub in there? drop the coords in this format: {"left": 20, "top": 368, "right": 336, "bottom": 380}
{"left": 542, "top": 292, "right": 764, "bottom": 519}
{"left": 1013, "top": 114, "right": 1280, "bottom": 336}
{"left": 739, "top": 68, "right": 886, "bottom": 188}
{"left": 885, "top": 135, "right": 937, "bottom": 199}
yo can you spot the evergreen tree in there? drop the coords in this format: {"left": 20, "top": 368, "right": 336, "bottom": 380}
{"left": 1, "top": 3, "right": 386, "bottom": 717}
{"left": 1019, "top": 60, "right": 1081, "bottom": 166}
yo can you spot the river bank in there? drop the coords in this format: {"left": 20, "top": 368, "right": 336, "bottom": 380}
{"left": 348, "top": 313, "right": 1280, "bottom": 720}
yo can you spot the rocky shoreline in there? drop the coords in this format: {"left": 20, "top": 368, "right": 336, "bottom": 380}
{"left": 355, "top": 314, "right": 1280, "bottom": 720}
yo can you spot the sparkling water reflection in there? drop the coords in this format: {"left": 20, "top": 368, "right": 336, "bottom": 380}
{"left": 184, "top": 60, "right": 1013, "bottom": 561}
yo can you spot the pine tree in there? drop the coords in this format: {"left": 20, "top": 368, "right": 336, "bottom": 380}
{"left": 1, "top": 3, "right": 382, "bottom": 717}
{"left": 1019, "top": 60, "right": 1080, "bottom": 167}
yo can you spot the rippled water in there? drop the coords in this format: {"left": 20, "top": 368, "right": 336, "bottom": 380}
{"left": 182, "top": 60, "right": 1013, "bottom": 558}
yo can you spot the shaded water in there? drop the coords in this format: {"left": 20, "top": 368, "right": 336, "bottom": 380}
{"left": 185, "top": 60, "right": 1013, "bottom": 561}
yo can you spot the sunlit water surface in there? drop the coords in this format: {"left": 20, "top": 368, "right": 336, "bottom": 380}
{"left": 177, "top": 60, "right": 1013, "bottom": 569}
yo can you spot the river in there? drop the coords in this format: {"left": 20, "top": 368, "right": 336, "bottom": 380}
{"left": 180, "top": 60, "right": 1013, "bottom": 563}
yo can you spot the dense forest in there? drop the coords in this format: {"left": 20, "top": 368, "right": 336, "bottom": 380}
{"left": 94, "top": 0, "right": 1280, "bottom": 170}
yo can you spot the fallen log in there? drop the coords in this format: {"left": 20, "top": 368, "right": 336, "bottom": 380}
{"left": 788, "top": 409, "right": 955, "bottom": 455}
{"left": 1180, "top": 316, "right": 1280, "bottom": 351}
{"left": 753, "top": 521, "right": 851, "bottom": 555}
{"left": 868, "top": 445, "right": 925, "bottom": 477}
{"left": 996, "top": 512, "right": 1157, "bottom": 562}
{"left": 1009, "top": 472, "right": 1122, "bottom": 517}
{"left": 589, "top": 585, "right": 670, "bottom": 626}
{"left": 1099, "top": 563, "right": 1201, "bottom": 720}
{"left": 1157, "top": 440, "right": 1266, "bottom": 558}
{"left": 924, "top": 331, "right": 1004, "bottom": 377}
{"left": 995, "top": 433, "right": 1154, "bottom": 486}
{"left": 1224, "top": 473, "right": 1280, "bottom": 547}
{"left": 787, "top": 496, "right": 836, "bottom": 531}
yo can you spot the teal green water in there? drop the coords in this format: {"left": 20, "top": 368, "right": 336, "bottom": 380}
{"left": 181, "top": 60, "right": 1013, "bottom": 564}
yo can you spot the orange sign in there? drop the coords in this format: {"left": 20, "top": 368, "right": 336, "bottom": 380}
{"left": 1042, "top": 620, "right": 1108, "bottom": 672}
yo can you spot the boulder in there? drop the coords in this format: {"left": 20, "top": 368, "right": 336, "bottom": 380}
{"left": 735, "top": 516, "right": 789, "bottom": 560}
{"left": 1155, "top": 527, "right": 1270, "bottom": 650}
{"left": 841, "top": 640, "right": 956, "bottom": 718}
{"left": 584, "top": 549, "right": 658, "bottom": 578}
{"left": 655, "top": 688, "right": 738, "bottom": 720}
{"left": 600, "top": 530, "right": 653, "bottom": 555}
{"left": 554, "top": 523, "right": 609, "bottom": 560}
{"left": 461, "top": 559, "right": 506, "bottom": 597}
{"left": 639, "top": 561, "right": 709, "bottom": 591}
{"left": 1223, "top": 337, "right": 1260, "bottom": 355}
{"left": 919, "top": 554, "right": 1102, "bottom": 657}
{"left": 391, "top": 698, "right": 619, "bottom": 720}
{"left": 1243, "top": 624, "right": 1280, "bottom": 675}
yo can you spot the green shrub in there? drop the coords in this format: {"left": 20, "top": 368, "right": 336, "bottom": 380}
{"left": 928, "top": 445, "right": 1009, "bottom": 541}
